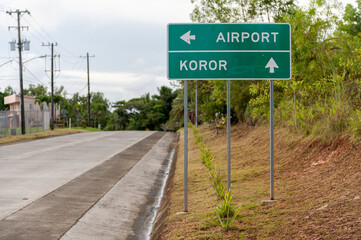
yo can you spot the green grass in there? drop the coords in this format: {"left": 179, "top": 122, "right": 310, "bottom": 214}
{"left": 0, "top": 127, "right": 45, "bottom": 137}
{"left": 68, "top": 127, "right": 101, "bottom": 132}
{"left": 26, "top": 126, "right": 45, "bottom": 134}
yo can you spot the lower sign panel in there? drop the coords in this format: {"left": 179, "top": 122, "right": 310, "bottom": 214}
{"left": 168, "top": 52, "right": 291, "bottom": 80}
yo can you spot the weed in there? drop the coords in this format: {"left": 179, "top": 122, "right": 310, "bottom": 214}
{"left": 195, "top": 134, "right": 203, "bottom": 144}
{"left": 349, "top": 109, "right": 361, "bottom": 139}
{"left": 217, "top": 191, "right": 236, "bottom": 218}
{"left": 208, "top": 170, "right": 225, "bottom": 200}
{"left": 192, "top": 126, "right": 199, "bottom": 135}
{"left": 209, "top": 191, "right": 240, "bottom": 230}
{"left": 200, "top": 147, "right": 214, "bottom": 170}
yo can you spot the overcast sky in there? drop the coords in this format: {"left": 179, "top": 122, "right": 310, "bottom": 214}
{"left": 0, "top": 0, "right": 357, "bottom": 104}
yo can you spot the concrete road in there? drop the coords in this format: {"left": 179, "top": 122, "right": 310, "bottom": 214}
{"left": 0, "top": 131, "right": 177, "bottom": 240}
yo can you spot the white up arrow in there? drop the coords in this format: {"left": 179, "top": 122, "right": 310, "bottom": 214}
{"left": 265, "top": 58, "right": 279, "bottom": 73}
{"left": 180, "top": 31, "right": 196, "bottom": 44}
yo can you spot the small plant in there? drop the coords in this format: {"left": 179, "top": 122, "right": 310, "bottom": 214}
{"left": 200, "top": 147, "right": 213, "bottom": 170}
{"left": 216, "top": 191, "right": 236, "bottom": 218}
{"left": 209, "top": 191, "right": 240, "bottom": 230}
{"left": 195, "top": 134, "right": 203, "bottom": 144}
{"left": 192, "top": 125, "right": 199, "bottom": 135}
{"left": 349, "top": 109, "right": 361, "bottom": 139}
{"left": 196, "top": 141, "right": 204, "bottom": 149}
{"left": 208, "top": 169, "right": 225, "bottom": 199}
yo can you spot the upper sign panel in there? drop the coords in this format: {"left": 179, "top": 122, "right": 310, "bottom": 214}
{"left": 168, "top": 23, "right": 290, "bottom": 51}
{"left": 167, "top": 23, "right": 291, "bottom": 80}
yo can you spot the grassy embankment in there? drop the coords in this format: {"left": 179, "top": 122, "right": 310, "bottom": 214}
{"left": 0, "top": 128, "right": 99, "bottom": 144}
{"left": 160, "top": 124, "right": 361, "bottom": 239}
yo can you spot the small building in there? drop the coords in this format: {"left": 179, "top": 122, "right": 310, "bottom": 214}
{"left": 3, "top": 94, "right": 60, "bottom": 130}
{"left": 4, "top": 94, "right": 42, "bottom": 112}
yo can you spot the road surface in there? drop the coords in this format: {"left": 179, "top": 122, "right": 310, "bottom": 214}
{"left": 0, "top": 131, "right": 177, "bottom": 240}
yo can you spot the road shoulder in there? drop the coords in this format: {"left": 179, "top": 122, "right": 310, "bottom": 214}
{"left": 61, "top": 132, "right": 178, "bottom": 240}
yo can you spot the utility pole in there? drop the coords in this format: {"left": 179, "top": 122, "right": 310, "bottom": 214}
{"left": 42, "top": 42, "right": 59, "bottom": 130}
{"left": 195, "top": 80, "right": 198, "bottom": 128}
{"left": 81, "top": 53, "right": 95, "bottom": 127}
{"left": 6, "top": 9, "right": 30, "bottom": 135}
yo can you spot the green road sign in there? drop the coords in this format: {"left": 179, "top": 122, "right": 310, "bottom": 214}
{"left": 167, "top": 23, "right": 291, "bottom": 80}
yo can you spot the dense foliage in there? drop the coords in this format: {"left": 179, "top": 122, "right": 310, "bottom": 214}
{"left": 107, "top": 86, "right": 177, "bottom": 131}
{"left": 0, "top": 91, "right": 9, "bottom": 111}
{"left": 1, "top": 83, "right": 177, "bottom": 131}
{"left": 175, "top": 0, "right": 361, "bottom": 139}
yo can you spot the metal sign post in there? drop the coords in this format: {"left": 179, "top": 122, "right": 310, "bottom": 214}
{"left": 195, "top": 80, "right": 198, "bottom": 128}
{"left": 270, "top": 80, "right": 275, "bottom": 200}
{"left": 167, "top": 23, "right": 291, "bottom": 207}
{"left": 184, "top": 81, "right": 188, "bottom": 212}
{"left": 227, "top": 80, "right": 231, "bottom": 191}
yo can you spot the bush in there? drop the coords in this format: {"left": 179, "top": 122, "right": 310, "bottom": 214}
{"left": 80, "top": 120, "right": 87, "bottom": 128}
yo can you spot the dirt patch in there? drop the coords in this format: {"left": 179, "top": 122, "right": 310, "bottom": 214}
{"left": 158, "top": 124, "right": 361, "bottom": 239}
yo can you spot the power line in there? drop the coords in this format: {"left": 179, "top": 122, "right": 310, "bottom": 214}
{"left": 57, "top": 71, "right": 83, "bottom": 96}
{"left": 0, "top": 58, "right": 16, "bottom": 68}
{"left": 0, "top": 3, "right": 12, "bottom": 10}
{"left": 23, "top": 16, "right": 51, "bottom": 43}
{"left": 22, "top": 65, "right": 46, "bottom": 85}
{"left": 26, "top": 14, "right": 78, "bottom": 59}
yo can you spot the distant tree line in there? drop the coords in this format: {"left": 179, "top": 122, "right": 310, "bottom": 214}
{"left": 107, "top": 86, "right": 178, "bottom": 131}
{"left": 0, "top": 84, "right": 178, "bottom": 131}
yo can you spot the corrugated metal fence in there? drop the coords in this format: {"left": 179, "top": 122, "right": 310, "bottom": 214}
{"left": 0, "top": 110, "right": 50, "bottom": 137}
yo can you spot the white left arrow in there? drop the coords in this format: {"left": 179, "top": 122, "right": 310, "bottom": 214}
{"left": 265, "top": 58, "right": 279, "bottom": 73}
{"left": 180, "top": 31, "right": 196, "bottom": 44}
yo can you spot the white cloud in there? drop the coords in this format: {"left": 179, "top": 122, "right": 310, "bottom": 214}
{"left": 131, "top": 58, "right": 146, "bottom": 68}
{"left": 1, "top": 0, "right": 193, "bottom": 29}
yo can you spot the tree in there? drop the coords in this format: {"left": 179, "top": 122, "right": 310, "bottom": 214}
{"left": 190, "top": 0, "right": 295, "bottom": 23}
{"left": 55, "top": 85, "right": 68, "bottom": 98}
{"left": 115, "top": 87, "right": 178, "bottom": 131}
{"left": 35, "top": 95, "right": 51, "bottom": 110}
{"left": 153, "top": 86, "right": 177, "bottom": 121}
{"left": 4, "top": 86, "right": 15, "bottom": 95}
{"left": 190, "top": 0, "right": 245, "bottom": 23}
{"left": 89, "top": 92, "right": 110, "bottom": 128}
{"left": 254, "top": 0, "right": 295, "bottom": 22}
{"left": 0, "top": 90, "right": 9, "bottom": 110}
{"left": 91, "top": 102, "right": 107, "bottom": 127}
{"left": 112, "top": 100, "right": 129, "bottom": 130}
{"left": 24, "top": 84, "right": 47, "bottom": 97}
{"left": 339, "top": 0, "right": 361, "bottom": 35}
